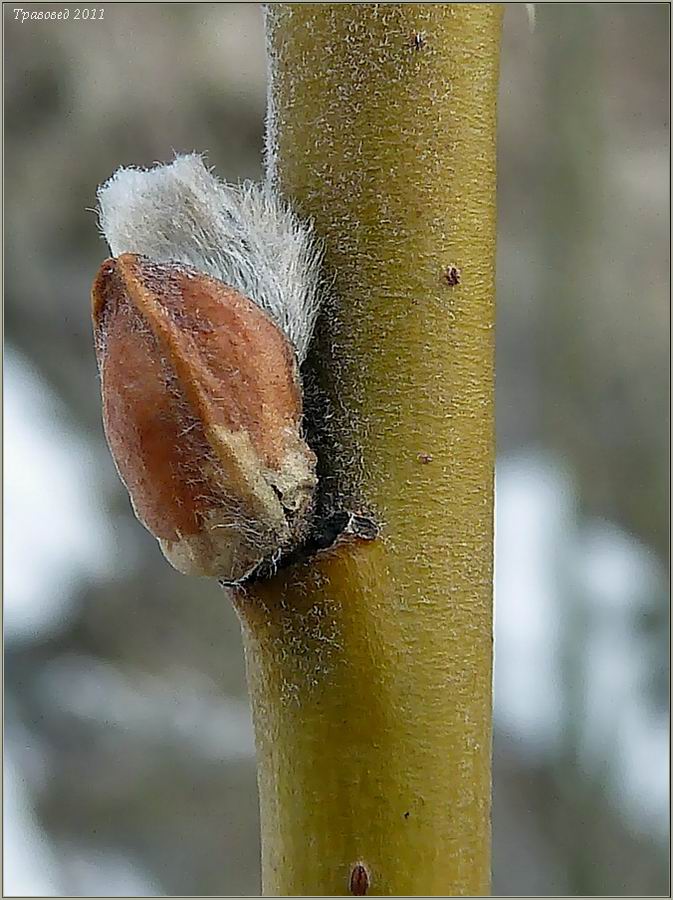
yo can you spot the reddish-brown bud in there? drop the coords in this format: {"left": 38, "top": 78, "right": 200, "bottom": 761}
{"left": 91, "top": 253, "right": 316, "bottom": 582}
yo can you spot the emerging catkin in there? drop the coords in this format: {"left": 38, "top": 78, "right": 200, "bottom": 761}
{"left": 97, "top": 153, "right": 323, "bottom": 363}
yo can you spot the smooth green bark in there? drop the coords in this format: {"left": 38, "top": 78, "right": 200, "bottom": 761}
{"left": 239, "top": 5, "right": 502, "bottom": 895}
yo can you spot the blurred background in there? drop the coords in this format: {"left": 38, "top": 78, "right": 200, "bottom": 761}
{"left": 4, "top": 3, "right": 670, "bottom": 896}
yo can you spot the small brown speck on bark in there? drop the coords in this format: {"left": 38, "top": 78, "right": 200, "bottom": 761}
{"left": 444, "top": 264, "right": 461, "bottom": 287}
{"left": 350, "top": 863, "right": 370, "bottom": 896}
{"left": 410, "top": 31, "right": 427, "bottom": 51}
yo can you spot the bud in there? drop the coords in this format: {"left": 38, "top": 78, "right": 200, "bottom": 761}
{"left": 91, "top": 253, "right": 317, "bottom": 582}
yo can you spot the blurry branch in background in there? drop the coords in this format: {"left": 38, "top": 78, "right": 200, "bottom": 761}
{"left": 538, "top": 4, "right": 669, "bottom": 573}
{"left": 536, "top": 9, "right": 668, "bottom": 893}
{"left": 237, "top": 5, "right": 502, "bottom": 895}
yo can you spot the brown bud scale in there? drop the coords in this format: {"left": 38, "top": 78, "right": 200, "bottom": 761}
{"left": 91, "top": 253, "right": 316, "bottom": 581}
{"left": 349, "top": 862, "right": 370, "bottom": 896}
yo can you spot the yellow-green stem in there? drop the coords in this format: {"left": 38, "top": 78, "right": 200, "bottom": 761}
{"left": 238, "top": 5, "right": 502, "bottom": 895}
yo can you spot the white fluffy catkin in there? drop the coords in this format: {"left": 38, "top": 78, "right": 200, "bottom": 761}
{"left": 97, "top": 153, "right": 323, "bottom": 363}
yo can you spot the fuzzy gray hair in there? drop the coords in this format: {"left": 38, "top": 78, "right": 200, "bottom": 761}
{"left": 97, "top": 153, "right": 323, "bottom": 363}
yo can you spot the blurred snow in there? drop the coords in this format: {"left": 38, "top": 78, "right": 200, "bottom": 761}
{"left": 39, "top": 655, "right": 255, "bottom": 762}
{"left": 3, "top": 749, "right": 62, "bottom": 896}
{"left": 495, "top": 452, "right": 669, "bottom": 839}
{"left": 4, "top": 347, "right": 117, "bottom": 643}
{"left": 578, "top": 521, "right": 669, "bottom": 836}
{"left": 4, "top": 745, "right": 158, "bottom": 897}
{"left": 494, "top": 455, "right": 567, "bottom": 754}
{"left": 54, "top": 846, "right": 160, "bottom": 898}
{"left": 4, "top": 348, "right": 160, "bottom": 896}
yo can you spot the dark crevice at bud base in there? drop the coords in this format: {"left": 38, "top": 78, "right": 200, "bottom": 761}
{"left": 219, "top": 509, "right": 379, "bottom": 589}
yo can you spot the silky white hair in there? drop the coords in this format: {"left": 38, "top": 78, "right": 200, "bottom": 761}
{"left": 97, "top": 153, "right": 323, "bottom": 363}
